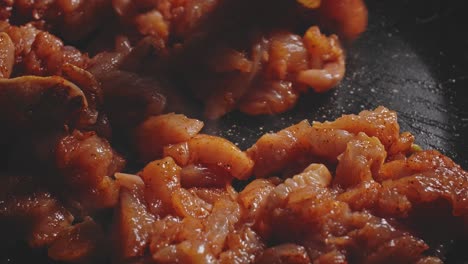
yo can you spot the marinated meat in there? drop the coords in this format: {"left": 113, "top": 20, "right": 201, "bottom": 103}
{"left": 135, "top": 113, "right": 204, "bottom": 163}
{"left": 0, "top": 191, "right": 73, "bottom": 248}
{"left": 187, "top": 26, "right": 345, "bottom": 119}
{"left": 2, "top": 104, "right": 467, "bottom": 263}
{"left": 48, "top": 217, "right": 105, "bottom": 263}
{"left": 164, "top": 134, "right": 254, "bottom": 180}
{"left": 56, "top": 130, "right": 126, "bottom": 210}
{"left": 5, "top": 0, "right": 467, "bottom": 263}
{"left": 0, "top": 0, "right": 112, "bottom": 42}
{"left": 0, "top": 22, "right": 89, "bottom": 76}
{"left": 0, "top": 75, "right": 88, "bottom": 130}
{"left": 0, "top": 32, "right": 14, "bottom": 78}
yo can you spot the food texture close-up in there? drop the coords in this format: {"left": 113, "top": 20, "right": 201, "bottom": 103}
{"left": 0, "top": 0, "right": 467, "bottom": 263}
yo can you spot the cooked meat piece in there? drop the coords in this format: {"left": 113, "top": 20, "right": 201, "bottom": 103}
{"left": 314, "top": 106, "right": 412, "bottom": 154}
{"left": 0, "top": 22, "right": 89, "bottom": 76}
{"left": 99, "top": 70, "right": 167, "bottom": 128}
{"left": 171, "top": 187, "right": 213, "bottom": 219}
{"left": 237, "top": 178, "right": 277, "bottom": 238}
{"left": 113, "top": 181, "right": 155, "bottom": 262}
{"left": 0, "top": 75, "right": 88, "bottom": 130}
{"left": 164, "top": 134, "right": 254, "bottom": 180}
{"left": 255, "top": 244, "right": 310, "bottom": 264}
{"left": 376, "top": 150, "right": 468, "bottom": 218}
{"left": 150, "top": 191, "right": 241, "bottom": 263}
{"left": 139, "top": 157, "right": 182, "bottom": 217}
{"left": 0, "top": 0, "right": 112, "bottom": 42}
{"left": 62, "top": 64, "right": 103, "bottom": 127}
{"left": 246, "top": 120, "right": 313, "bottom": 178}
{"left": 180, "top": 164, "right": 232, "bottom": 188}
{"left": 56, "top": 130, "right": 126, "bottom": 210}
{"left": 189, "top": 26, "right": 345, "bottom": 119}
{"left": 135, "top": 113, "right": 204, "bottom": 163}
{"left": 247, "top": 107, "right": 413, "bottom": 177}
{"left": 296, "top": 26, "right": 345, "bottom": 92}
{"left": 0, "top": 190, "right": 73, "bottom": 248}
{"left": 0, "top": 32, "right": 14, "bottom": 78}
{"left": 334, "top": 132, "right": 386, "bottom": 188}
{"left": 48, "top": 217, "right": 105, "bottom": 263}
{"left": 219, "top": 227, "right": 265, "bottom": 264}
{"left": 112, "top": 0, "right": 220, "bottom": 46}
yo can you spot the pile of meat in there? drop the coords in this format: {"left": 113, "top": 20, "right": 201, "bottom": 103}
{"left": 0, "top": 0, "right": 368, "bottom": 118}
{"left": 3, "top": 0, "right": 468, "bottom": 263}
{"left": 3, "top": 102, "right": 468, "bottom": 263}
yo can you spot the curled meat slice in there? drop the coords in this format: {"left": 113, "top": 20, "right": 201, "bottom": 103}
{"left": 48, "top": 217, "right": 105, "bottom": 263}
{"left": 150, "top": 193, "right": 241, "bottom": 263}
{"left": 219, "top": 227, "right": 265, "bottom": 264}
{"left": 255, "top": 244, "right": 310, "bottom": 264}
{"left": 150, "top": 216, "right": 213, "bottom": 263}
{"left": 265, "top": 166, "right": 429, "bottom": 263}
{"left": 172, "top": 188, "right": 213, "bottom": 219}
{"left": 238, "top": 32, "right": 308, "bottom": 115}
{"left": 1, "top": 22, "right": 88, "bottom": 76}
{"left": 56, "top": 130, "right": 125, "bottom": 210}
{"left": 248, "top": 119, "right": 362, "bottom": 177}
{"left": 0, "top": 32, "right": 14, "bottom": 78}
{"left": 99, "top": 70, "right": 167, "bottom": 128}
{"left": 139, "top": 157, "right": 181, "bottom": 217}
{"left": 164, "top": 134, "right": 254, "bottom": 180}
{"left": 180, "top": 164, "right": 232, "bottom": 188}
{"left": 314, "top": 106, "right": 411, "bottom": 152}
{"left": 239, "top": 80, "right": 300, "bottom": 115}
{"left": 238, "top": 179, "right": 276, "bottom": 227}
{"left": 377, "top": 150, "right": 468, "bottom": 218}
{"left": 0, "top": 75, "right": 88, "bottom": 129}
{"left": 334, "top": 132, "right": 386, "bottom": 188}
{"left": 62, "top": 64, "right": 103, "bottom": 127}
{"left": 297, "top": 26, "right": 345, "bottom": 93}
{"left": 135, "top": 113, "right": 204, "bottom": 163}
{"left": 246, "top": 120, "right": 312, "bottom": 178}
{"left": 113, "top": 184, "right": 155, "bottom": 262}
{"left": 115, "top": 172, "right": 144, "bottom": 190}
{"left": 307, "top": 127, "right": 356, "bottom": 160}
{"left": 198, "top": 198, "right": 241, "bottom": 256}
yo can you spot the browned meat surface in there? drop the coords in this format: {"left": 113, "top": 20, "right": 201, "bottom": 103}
{"left": 164, "top": 134, "right": 254, "bottom": 180}
{"left": 0, "top": 190, "right": 73, "bottom": 248}
{"left": 0, "top": 0, "right": 112, "bottom": 42}
{"left": 135, "top": 113, "right": 204, "bottom": 163}
{"left": 56, "top": 130, "right": 126, "bottom": 210}
{"left": 0, "top": 21, "right": 89, "bottom": 76}
{"left": 0, "top": 75, "right": 88, "bottom": 130}
{"left": 48, "top": 217, "right": 105, "bottom": 263}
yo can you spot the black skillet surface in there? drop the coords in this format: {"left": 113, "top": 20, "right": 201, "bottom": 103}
{"left": 205, "top": 0, "right": 468, "bottom": 171}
